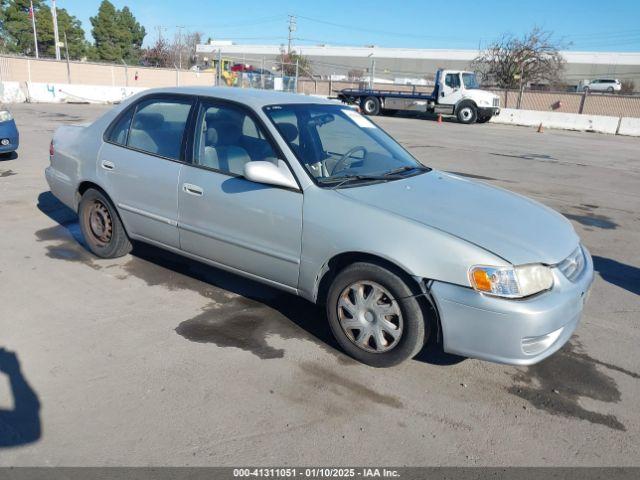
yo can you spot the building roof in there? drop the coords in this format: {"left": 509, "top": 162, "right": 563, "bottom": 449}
{"left": 196, "top": 43, "right": 640, "bottom": 66}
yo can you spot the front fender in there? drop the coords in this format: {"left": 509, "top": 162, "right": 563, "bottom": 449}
{"left": 298, "top": 187, "right": 509, "bottom": 302}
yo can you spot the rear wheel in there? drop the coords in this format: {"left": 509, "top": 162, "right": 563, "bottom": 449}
{"left": 361, "top": 96, "right": 381, "bottom": 116}
{"left": 79, "top": 188, "right": 132, "bottom": 258}
{"left": 456, "top": 103, "right": 478, "bottom": 124}
{"left": 326, "top": 262, "right": 427, "bottom": 367}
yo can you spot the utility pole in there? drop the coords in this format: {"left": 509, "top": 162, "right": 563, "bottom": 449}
{"left": 51, "top": 0, "right": 61, "bottom": 60}
{"left": 287, "top": 15, "right": 296, "bottom": 54}
{"left": 29, "top": 0, "right": 39, "bottom": 59}
{"left": 63, "top": 30, "right": 71, "bottom": 83}
{"left": 176, "top": 26, "right": 184, "bottom": 70}
{"left": 368, "top": 53, "right": 375, "bottom": 90}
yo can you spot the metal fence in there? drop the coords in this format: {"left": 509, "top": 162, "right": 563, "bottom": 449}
{"left": 200, "top": 53, "right": 298, "bottom": 92}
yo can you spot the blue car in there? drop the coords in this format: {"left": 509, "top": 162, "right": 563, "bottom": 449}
{"left": 0, "top": 108, "right": 19, "bottom": 156}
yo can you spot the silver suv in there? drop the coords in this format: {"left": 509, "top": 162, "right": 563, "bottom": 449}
{"left": 583, "top": 79, "right": 621, "bottom": 93}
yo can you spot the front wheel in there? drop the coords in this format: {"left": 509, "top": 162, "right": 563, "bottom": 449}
{"left": 79, "top": 188, "right": 132, "bottom": 258}
{"left": 326, "top": 262, "right": 427, "bottom": 367}
{"left": 456, "top": 104, "right": 478, "bottom": 124}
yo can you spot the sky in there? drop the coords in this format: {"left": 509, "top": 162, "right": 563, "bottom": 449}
{"left": 55, "top": 0, "right": 640, "bottom": 52}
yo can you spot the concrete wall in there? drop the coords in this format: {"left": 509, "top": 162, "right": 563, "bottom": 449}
{"left": 0, "top": 55, "right": 216, "bottom": 88}
{"left": 491, "top": 108, "right": 621, "bottom": 135}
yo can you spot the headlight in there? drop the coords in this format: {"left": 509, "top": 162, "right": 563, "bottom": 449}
{"left": 0, "top": 110, "right": 13, "bottom": 122}
{"left": 469, "top": 264, "right": 554, "bottom": 298}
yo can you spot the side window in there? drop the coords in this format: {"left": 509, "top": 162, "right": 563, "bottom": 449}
{"left": 445, "top": 73, "right": 460, "bottom": 89}
{"left": 128, "top": 97, "right": 192, "bottom": 160}
{"left": 193, "top": 103, "right": 277, "bottom": 175}
{"left": 107, "top": 108, "right": 134, "bottom": 146}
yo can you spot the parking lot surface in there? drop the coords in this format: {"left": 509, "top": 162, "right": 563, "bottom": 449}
{"left": 0, "top": 103, "right": 639, "bottom": 466}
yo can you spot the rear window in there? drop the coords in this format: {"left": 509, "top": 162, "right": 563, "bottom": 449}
{"left": 107, "top": 108, "right": 134, "bottom": 146}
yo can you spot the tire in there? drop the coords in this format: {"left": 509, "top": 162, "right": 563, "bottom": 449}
{"left": 607, "top": 87, "right": 614, "bottom": 93}
{"left": 78, "top": 188, "right": 132, "bottom": 258}
{"left": 456, "top": 102, "right": 478, "bottom": 124}
{"left": 361, "top": 96, "right": 381, "bottom": 116}
{"left": 326, "top": 262, "right": 427, "bottom": 367}
{"left": 583, "top": 86, "right": 590, "bottom": 92}
{"left": 476, "top": 115, "right": 492, "bottom": 124}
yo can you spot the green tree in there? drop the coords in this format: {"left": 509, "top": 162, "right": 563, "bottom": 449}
{"left": 0, "top": 0, "right": 34, "bottom": 54}
{"left": 0, "top": 0, "right": 87, "bottom": 59}
{"left": 278, "top": 49, "right": 312, "bottom": 77}
{"left": 36, "top": 7, "right": 88, "bottom": 59}
{"left": 90, "top": 0, "right": 145, "bottom": 63}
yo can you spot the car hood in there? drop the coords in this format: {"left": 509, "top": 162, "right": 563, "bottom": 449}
{"left": 336, "top": 170, "right": 579, "bottom": 265}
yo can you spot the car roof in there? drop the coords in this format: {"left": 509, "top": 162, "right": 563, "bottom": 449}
{"left": 137, "top": 86, "right": 336, "bottom": 109}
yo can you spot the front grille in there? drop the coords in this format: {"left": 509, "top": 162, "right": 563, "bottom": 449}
{"left": 557, "top": 246, "right": 586, "bottom": 282}
{"left": 492, "top": 97, "right": 500, "bottom": 107}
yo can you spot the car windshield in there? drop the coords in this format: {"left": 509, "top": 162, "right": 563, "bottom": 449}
{"left": 263, "top": 104, "right": 428, "bottom": 186}
{"left": 462, "top": 73, "right": 480, "bottom": 89}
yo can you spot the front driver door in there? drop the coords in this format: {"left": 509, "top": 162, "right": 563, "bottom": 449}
{"left": 177, "top": 99, "right": 303, "bottom": 289}
{"left": 440, "top": 72, "right": 464, "bottom": 106}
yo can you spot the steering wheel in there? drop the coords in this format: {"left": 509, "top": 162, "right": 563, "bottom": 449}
{"left": 330, "top": 146, "right": 368, "bottom": 175}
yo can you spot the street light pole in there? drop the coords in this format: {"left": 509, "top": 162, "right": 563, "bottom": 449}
{"left": 51, "top": 0, "right": 61, "bottom": 60}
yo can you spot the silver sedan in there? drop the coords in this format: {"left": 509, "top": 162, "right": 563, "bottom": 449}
{"left": 45, "top": 87, "right": 594, "bottom": 367}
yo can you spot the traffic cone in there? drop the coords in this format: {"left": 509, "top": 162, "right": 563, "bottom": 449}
{"left": 437, "top": 113, "right": 442, "bottom": 124}
{"left": 537, "top": 122, "right": 544, "bottom": 133}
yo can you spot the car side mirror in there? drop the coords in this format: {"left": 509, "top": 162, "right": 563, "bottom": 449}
{"left": 244, "top": 159, "right": 299, "bottom": 190}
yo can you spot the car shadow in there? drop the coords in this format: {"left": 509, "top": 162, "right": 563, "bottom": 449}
{"left": 0, "top": 348, "right": 41, "bottom": 448}
{"left": 36, "top": 191, "right": 463, "bottom": 367}
{"left": 592, "top": 255, "right": 640, "bottom": 296}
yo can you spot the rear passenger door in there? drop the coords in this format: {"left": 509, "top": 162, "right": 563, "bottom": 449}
{"left": 177, "top": 99, "right": 303, "bottom": 289}
{"left": 98, "top": 95, "right": 194, "bottom": 248}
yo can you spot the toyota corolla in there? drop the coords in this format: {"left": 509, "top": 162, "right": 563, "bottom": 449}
{"left": 45, "top": 87, "right": 593, "bottom": 367}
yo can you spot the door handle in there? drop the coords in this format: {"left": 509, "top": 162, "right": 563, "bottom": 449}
{"left": 183, "top": 183, "right": 204, "bottom": 196}
{"left": 101, "top": 160, "right": 115, "bottom": 170}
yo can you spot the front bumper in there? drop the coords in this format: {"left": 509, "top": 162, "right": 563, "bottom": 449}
{"left": 430, "top": 248, "right": 594, "bottom": 365}
{"left": 478, "top": 106, "right": 500, "bottom": 117}
{"left": 0, "top": 120, "right": 19, "bottom": 153}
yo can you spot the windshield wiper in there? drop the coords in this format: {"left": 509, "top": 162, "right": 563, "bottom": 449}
{"left": 322, "top": 165, "right": 429, "bottom": 190}
{"left": 381, "top": 165, "right": 429, "bottom": 176}
{"left": 323, "top": 174, "right": 393, "bottom": 190}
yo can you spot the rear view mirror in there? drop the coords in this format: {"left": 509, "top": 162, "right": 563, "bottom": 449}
{"left": 244, "top": 160, "right": 299, "bottom": 190}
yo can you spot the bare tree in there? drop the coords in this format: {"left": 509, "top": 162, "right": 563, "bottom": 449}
{"left": 472, "top": 27, "right": 567, "bottom": 89}
{"left": 620, "top": 80, "right": 636, "bottom": 95}
{"left": 347, "top": 69, "right": 364, "bottom": 81}
{"left": 171, "top": 31, "right": 202, "bottom": 69}
{"left": 142, "top": 34, "right": 171, "bottom": 68}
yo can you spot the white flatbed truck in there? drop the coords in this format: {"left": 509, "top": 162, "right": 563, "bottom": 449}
{"left": 337, "top": 69, "right": 501, "bottom": 124}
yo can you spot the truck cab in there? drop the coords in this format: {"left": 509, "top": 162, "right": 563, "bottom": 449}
{"left": 430, "top": 69, "right": 500, "bottom": 123}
